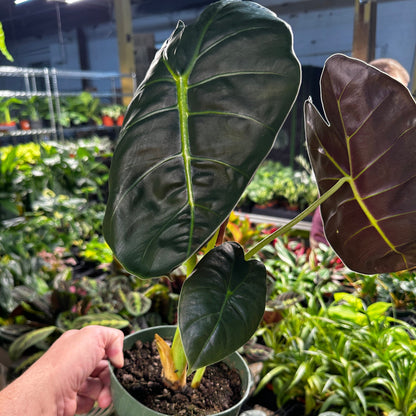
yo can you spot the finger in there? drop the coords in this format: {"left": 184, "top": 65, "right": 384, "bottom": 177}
{"left": 97, "top": 384, "right": 113, "bottom": 409}
{"left": 59, "top": 329, "right": 78, "bottom": 340}
{"left": 78, "top": 377, "right": 103, "bottom": 402}
{"left": 76, "top": 395, "right": 96, "bottom": 415}
{"left": 90, "top": 360, "right": 109, "bottom": 378}
{"left": 101, "top": 328, "right": 124, "bottom": 368}
{"left": 97, "top": 363, "right": 111, "bottom": 387}
{"left": 80, "top": 326, "right": 124, "bottom": 368}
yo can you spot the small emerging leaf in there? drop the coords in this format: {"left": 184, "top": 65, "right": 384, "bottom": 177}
{"left": 155, "top": 333, "right": 187, "bottom": 390}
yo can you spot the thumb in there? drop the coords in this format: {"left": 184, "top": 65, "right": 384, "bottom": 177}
{"left": 100, "top": 327, "right": 124, "bottom": 368}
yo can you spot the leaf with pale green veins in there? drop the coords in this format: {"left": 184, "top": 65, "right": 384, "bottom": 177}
{"left": 70, "top": 312, "right": 130, "bottom": 329}
{"left": 305, "top": 54, "right": 416, "bottom": 274}
{"left": 9, "top": 326, "right": 57, "bottom": 361}
{"left": 178, "top": 242, "right": 266, "bottom": 371}
{"left": 103, "top": 0, "right": 300, "bottom": 278}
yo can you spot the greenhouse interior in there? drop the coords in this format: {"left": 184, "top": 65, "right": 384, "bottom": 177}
{"left": 0, "top": 0, "right": 416, "bottom": 415}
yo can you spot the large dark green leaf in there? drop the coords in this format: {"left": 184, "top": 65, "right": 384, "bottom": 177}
{"left": 178, "top": 242, "right": 266, "bottom": 371}
{"left": 103, "top": 0, "right": 300, "bottom": 278}
{"left": 305, "top": 54, "right": 416, "bottom": 274}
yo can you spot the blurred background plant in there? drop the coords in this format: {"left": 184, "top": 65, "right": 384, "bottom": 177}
{"left": 2, "top": 136, "right": 416, "bottom": 413}
{"left": 256, "top": 292, "right": 416, "bottom": 415}
{"left": 239, "top": 157, "right": 318, "bottom": 211}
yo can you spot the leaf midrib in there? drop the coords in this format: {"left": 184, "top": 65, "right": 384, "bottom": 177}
{"left": 177, "top": 74, "right": 195, "bottom": 256}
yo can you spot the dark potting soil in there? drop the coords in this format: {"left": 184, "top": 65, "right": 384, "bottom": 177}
{"left": 115, "top": 339, "right": 242, "bottom": 415}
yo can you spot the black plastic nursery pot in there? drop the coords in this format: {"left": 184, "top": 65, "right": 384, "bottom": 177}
{"left": 109, "top": 325, "right": 252, "bottom": 416}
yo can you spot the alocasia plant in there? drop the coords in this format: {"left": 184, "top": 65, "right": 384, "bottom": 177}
{"left": 104, "top": 0, "right": 416, "bottom": 395}
{"left": 104, "top": 0, "right": 301, "bottom": 384}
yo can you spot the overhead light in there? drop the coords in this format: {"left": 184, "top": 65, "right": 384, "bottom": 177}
{"left": 46, "top": 0, "right": 85, "bottom": 3}
{"left": 14, "top": 0, "right": 33, "bottom": 4}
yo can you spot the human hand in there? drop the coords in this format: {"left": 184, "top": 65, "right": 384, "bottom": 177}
{"left": 43, "top": 325, "right": 124, "bottom": 415}
{"left": 0, "top": 325, "right": 124, "bottom": 416}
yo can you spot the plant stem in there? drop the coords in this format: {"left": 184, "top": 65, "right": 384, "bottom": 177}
{"left": 184, "top": 253, "right": 197, "bottom": 277}
{"left": 172, "top": 253, "right": 198, "bottom": 379}
{"left": 5, "top": 107, "right": 11, "bottom": 123}
{"left": 167, "top": 217, "right": 232, "bottom": 385}
{"left": 191, "top": 366, "right": 206, "bottom": 388}
{"left": 245, "top": 176, "right": 349, "bottom": 260}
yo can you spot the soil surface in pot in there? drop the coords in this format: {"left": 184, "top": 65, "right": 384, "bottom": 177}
{"left": 115, "top": 339, "right": 242, "bottom": 415}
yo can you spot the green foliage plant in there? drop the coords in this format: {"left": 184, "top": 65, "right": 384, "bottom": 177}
{"left": 345, "top": 270, "right": 416, "bottom": 314}
{"left": 80, "top": 236, "right": 113, "bottom": 267}
{"left": 100, "top": 104, "right": 126, "bottom": 120}
{"left": 58, "top": 92, "right": 102, "bottom": 127}
{"left": 243, "top": 160, "right": 285, "bottom": 206}
{"left": 261, "top": 236, "right": 340, "bottom": 304}
{"left": 2, "top": 271, "right": 158, "bottom": 368}
{"left": 0, "top": 138, "right": 114, "bottom": 325}
{"left": 241, "top": 159, "right": 318, "bottom": 209}
{"left": 257, "top": 293, "right": 416, "bottom": 415}
{"left": 19, "top": 96, "right": 43, "bottom": 122}
{"left": 0, "top": 145, "right": 24, "bottom": 219}
{"left": 103, "top": 0, "right": 416, "bottom": 394}
{"left": 0, "top": 137, "right": 111, "bottom": 221}
{"left": 104, "top": 0, "right": 301, "bottom": 388}
{"left": 0, "top": 97, "right": 22, "bottom": 124}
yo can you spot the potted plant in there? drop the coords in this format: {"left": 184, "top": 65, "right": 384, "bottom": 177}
{"left": 100, "top": 104, "right": 126, "bottom": 126}
{"left": 104, "top": 1, "right": 300, "bottom": 413}
{"left": 0, "top": 97, "right": 21, "bottom": 131}
{"left": 103, "top": 0, "right": 416, "bottom": 415}
{"left": 100, "top": 105, "right": 115, "bottom": 126}
{"left": 114, "top": 105, "right": 126, "bottom": 126}
{"left": 19, "top": 96, "right": 43, "bottom": 130}
{"left": 75, "top": 91, "right": 102, "bottom": 126}
{"left": 59, "top": 92, "right": 102, "bottom": 127}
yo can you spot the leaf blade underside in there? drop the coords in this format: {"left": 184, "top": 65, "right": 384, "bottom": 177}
{"left": 305, "top": 53, "right": 416, "bottom": 274}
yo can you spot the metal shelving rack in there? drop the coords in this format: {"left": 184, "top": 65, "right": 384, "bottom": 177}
{"left": 0, "top": 66, "right": 136, "bottom": 143}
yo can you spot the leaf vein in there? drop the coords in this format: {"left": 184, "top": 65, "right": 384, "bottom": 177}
{"left": 355, "top": 124, "right": 416, "bottom": 180}
{"left": 189, "top": 71, "right": 289, "bottom": 88}
{"left": 194, "top": 25, "right": 281, "bottom": 66}
{"left": 190, "top": 111, "right": 276, "bottom": 134}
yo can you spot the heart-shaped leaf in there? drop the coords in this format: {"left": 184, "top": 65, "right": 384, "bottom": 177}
{"left": 305, "top": 53, "right": 416, "bottom": 274}
{"left": 178, "top": 241, "right": 266, "bottom": 371}
{"left": 103, "top": 0, "right": 301, "bottom": 278}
